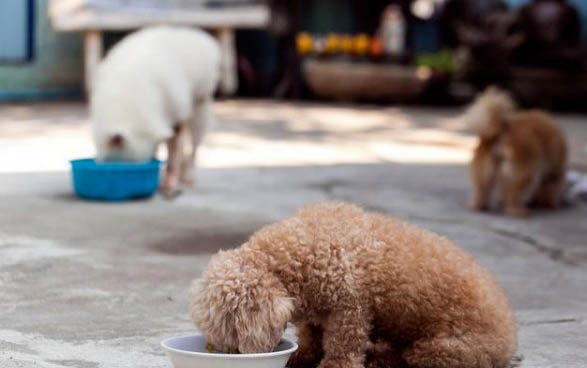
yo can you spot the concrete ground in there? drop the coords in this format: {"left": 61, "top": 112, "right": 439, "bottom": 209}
{"left": 0, "top": 100, "right": 586, "bottom": 368}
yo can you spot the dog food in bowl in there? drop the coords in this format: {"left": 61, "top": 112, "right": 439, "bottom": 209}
{"left": 161, "top": 334, "right": 297, "bottom": 368}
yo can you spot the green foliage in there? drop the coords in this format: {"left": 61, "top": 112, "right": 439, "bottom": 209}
{"left": 414, "top": 49, "right": 455, "bottom": 74}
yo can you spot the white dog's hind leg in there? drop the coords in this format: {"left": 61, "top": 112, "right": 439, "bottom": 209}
{"left": 161, "top": 125, "right": 185, "bottom": 198}
{"left": 180, "top": 99, "right": 213, "bottom": 187}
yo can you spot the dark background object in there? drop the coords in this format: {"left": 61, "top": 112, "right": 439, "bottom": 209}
{"left": 0, "top": 0, "right": 35, "bottom": 63}
{"left": 224, "top": 0, "right": 587, "bottom": 109}
{"left": 512, "top": 0, "right": 584, "bottom": 70}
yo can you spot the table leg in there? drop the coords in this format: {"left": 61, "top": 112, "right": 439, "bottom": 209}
{"left": 84, "top": 31, "right": 103, "bottom": 95}
{"left": 217, "top": 28, "right": 238, "bottom": 95}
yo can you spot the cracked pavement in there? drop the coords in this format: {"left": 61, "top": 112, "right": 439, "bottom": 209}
{"left": 0, "top": 100, "right": 586, "bottom": 367}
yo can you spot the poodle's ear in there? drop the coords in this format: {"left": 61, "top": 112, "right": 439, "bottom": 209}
{"left": 271, "top": 295, "right": 295, "bottom": 328}
{"left": 464, "top": 86, "right": 515, "bottom": 139}
{"left": 189, "top": 278, "right": 205, "bottom": 325}
{"left": 190, "top": 277, "right": 215, "bottom": 334}
{"left": 189, "top": 252, "right": 241, "bottom": 332}
{"left": 236, "top": 293, "right": 294, "bottom": 353}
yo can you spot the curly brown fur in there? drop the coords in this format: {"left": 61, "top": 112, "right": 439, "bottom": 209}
{"left": 463, "top": 86, "right": 568, "bottom": 216}
{"left": 191, "top": 202, "right": 517, "bottom": 368}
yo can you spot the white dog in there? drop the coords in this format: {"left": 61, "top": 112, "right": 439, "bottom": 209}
{"left": 91, "top": 26, "right": 220, "bottom": 195}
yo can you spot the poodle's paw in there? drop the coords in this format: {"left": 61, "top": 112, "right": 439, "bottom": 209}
{"left": 317, "top": 358, "right": 362, "bottom": 368}
{"left": 468, "top": 197, "right": 487, "bottom": 211}
{"left": 536, "top": 194, "right": 561, "bottom": 209}
{"left": 288, "top": 349, "right": 322, "bottom": 368}
{"left": 504, "top": 205, "right": 528, "bottom": 217}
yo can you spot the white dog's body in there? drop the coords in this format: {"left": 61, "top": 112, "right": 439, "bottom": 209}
{"left": 91, "top": 26, "right": 220, "bottom": 194}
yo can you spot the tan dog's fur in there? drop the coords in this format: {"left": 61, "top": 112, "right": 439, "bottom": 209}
{"left": 191, "top": 202, "right": 517, "bottom": 368}
{"left": 464, "top": 87, "right": 568, "bottom": 216}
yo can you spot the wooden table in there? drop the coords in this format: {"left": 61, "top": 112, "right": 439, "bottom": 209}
{"left": 49, "top": 5, "right": 270, "bottom": 95}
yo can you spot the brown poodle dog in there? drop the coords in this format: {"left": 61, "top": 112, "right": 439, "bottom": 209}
{"left": 191, "top": 202, "right": 517, "bottom": 368}
{"left": 464, "top": 86, "right": 568, "bottom": 216}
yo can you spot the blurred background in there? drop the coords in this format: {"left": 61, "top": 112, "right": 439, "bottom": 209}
{"left": 1, "top": 0, "right": 587, "bottom": 108}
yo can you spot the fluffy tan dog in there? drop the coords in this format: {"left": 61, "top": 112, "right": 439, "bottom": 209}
{"left": 464, "top": 87, "right": 568, "bottom": 216}
{"left": 191, "top": 202, "right": 516, "bottom": 368}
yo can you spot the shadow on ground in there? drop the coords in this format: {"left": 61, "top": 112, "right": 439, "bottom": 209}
{"left": 0, "top": 161, "right": 584, "bottom": 263}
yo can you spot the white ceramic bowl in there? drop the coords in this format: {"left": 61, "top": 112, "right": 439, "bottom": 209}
{"left": 161, "top": 334, "right": 298, "bottom": 368}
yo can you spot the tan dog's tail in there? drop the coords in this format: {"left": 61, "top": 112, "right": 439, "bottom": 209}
{"left": 463, "top": 86, "right": 516, "bottom": 141}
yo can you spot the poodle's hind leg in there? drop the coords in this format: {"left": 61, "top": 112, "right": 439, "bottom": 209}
{"left": 402, "top": 333, "right": 513, "bottom": 368}
{"left": 534, "top": 170, "right": 566, "bottom": 208}
{"left": 500, "top": 162, "right": 539, "bottom": 217}
{"left": 288, "top": 323, "right": 324, "bottom": 368}
{"left": 469, "top": 147, "right": 498, "bottom": 211}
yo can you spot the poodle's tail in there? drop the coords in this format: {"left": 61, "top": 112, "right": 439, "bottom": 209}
{"left": 462, "top": 86, "right": 516, "bottom": 141}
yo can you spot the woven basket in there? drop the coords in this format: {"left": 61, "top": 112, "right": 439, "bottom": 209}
{"left": 303, "top": 59, "right": 430, "bottom": 102}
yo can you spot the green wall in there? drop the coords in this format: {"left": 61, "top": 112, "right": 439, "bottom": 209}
{"left": 0, "top": 0, "right": 83, "bottom": 100}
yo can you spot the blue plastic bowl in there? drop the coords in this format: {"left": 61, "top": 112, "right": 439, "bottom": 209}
{"left": 70, "top": 158, "right": 161, "bottom": 201}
